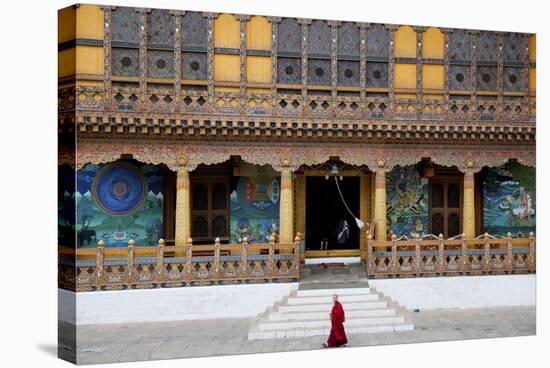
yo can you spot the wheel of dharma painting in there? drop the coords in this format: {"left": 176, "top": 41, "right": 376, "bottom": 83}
{"left": 92, "top": 162, "right": 147, "bottom": 215}
{"left": 387, "top": 166, "right": 423, "bottom": 213}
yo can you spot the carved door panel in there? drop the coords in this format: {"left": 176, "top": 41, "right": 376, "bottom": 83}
{"left": 429, "top": 178, "right": 462, "bottom": 238}
{"left": 191, "top": 180, "right": 230, "bottom": 243}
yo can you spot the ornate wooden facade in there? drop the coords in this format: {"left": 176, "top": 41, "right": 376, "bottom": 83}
{"left": 58, "top": 4, "right": 536, "bottom": 291}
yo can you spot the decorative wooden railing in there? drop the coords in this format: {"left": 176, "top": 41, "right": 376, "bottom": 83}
{"left": 366, "top": 232, "right": 535, "bottom": 278}
{"left": 59, "top": 234, "right": 301, "bottom": 292}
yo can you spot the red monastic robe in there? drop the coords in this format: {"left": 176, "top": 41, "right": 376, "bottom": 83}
{"left": 327, "top": 301, "right": 348, "bottom": 347}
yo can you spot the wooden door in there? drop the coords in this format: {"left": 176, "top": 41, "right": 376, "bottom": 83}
{"left": 191, "top": 179, "right": 230, "bottom": 244}
{"left": 429, "top": 178, "right": 462, "bottom": 238}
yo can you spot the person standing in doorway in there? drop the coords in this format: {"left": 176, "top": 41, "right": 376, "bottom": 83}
{"left": 322, "top": 294, "right": 348, "bottom": 348}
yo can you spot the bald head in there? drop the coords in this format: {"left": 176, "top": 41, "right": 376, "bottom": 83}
{"left": 333, "top": 294, "right": 338, "bottom": 304}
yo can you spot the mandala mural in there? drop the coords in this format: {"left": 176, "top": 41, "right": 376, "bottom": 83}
{"left": 93, "top": 162, "right": 147, "bottom": 215}
{"left": 386, "top": 166, "right": 429, "bottom": 238}
{"left": 76, "top": 161, "right": 164, "bottom": 247}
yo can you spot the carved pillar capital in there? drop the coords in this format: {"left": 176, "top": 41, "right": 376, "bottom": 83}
{"left": 176, "top": 155, "right": 189, "bottom": 169}
{"left": 371, "top": 158, "right": 393, "bottom": 173}
{"left": 274, "top": 157, "right": 300, "bottom": 172}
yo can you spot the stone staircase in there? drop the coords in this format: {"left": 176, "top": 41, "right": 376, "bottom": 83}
{"left": 248, "top": 286, "right": 414, "bottom": 340}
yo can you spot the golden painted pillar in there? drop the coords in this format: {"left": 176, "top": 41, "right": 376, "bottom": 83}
{"left": 295, "top": 174, "right": 306, "bottom": 261}
{"left": 462, "top": 169, "right": 476, "bottom": 238}
{"left": 279, "top": 159, "right": 294, "bottom": 244}
{"left": 359, "top": 173, "right": 369, "bottom": 259}
{"left": 373, "top": 166, "right": 388, "bottom": 241}
{"left": 175, "top": 156, "right": 191, "bottom": 246}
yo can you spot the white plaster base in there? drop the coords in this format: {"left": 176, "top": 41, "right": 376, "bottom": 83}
{"left": 369, "top": 274, "right": 535, "bottom": 310}
{"left": 59, "top": 283, "right": 298, "bottom": 325}
{"left": 304, "top": 257, "right": 362, "bottom": 265}
{"left": 58, "top": 288, "right": 76, "bottom": 324}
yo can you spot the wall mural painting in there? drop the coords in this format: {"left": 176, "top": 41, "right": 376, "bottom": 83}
{"left": 483, "top": 163, "right": 536, "bottom": 237}
{"left": 230, "top": 164, "right": 280, "bottom": 244}
{"left": 75, "top": 161, "right": 165, "bottom": 247}
{"left": 386, "top": 166, "right": 429, "bottom": 238}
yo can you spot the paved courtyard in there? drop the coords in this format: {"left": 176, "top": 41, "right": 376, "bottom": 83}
{"left": 65, "top": 306, "right": 536, "bottom": 364}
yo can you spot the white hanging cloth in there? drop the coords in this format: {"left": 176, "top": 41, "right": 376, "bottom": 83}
{"left": 333, "top": 176, "right": 365, "bottom": 229}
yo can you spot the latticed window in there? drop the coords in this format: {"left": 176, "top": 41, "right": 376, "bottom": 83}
{"left": 191, "top": 180, "right": 230, "bottom": 243}
{"left": 212, "top": 183, "right": 227, "bottom": 210}
{"left": 429, "top": 178, "right": 462, "bottom": 238}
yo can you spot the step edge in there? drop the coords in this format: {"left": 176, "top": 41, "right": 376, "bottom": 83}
{"left": 258, "top": 318, "right": 407, "bottom": 329}
{"left": 248, "top": 324, "right": 414, "bottom": 335}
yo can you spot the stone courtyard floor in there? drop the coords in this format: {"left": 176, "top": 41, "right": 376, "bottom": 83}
{"left": 66, "top": 306, "right": 536, "bottom": 364}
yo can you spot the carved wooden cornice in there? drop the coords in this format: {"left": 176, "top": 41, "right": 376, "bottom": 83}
{"left": 71, "top": 112, "right": 536, "bottom": 145}
{"left": 67, "top": 139, "right": 535, "bottom": 173}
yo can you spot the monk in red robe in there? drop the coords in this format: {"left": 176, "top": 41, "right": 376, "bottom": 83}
{"left": 322, "top": 294, "right": 348, "bottom": 348}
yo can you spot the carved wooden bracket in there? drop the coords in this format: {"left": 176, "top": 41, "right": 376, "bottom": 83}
{"left": 68, "top": 140, "right": 535, "bottom": 173}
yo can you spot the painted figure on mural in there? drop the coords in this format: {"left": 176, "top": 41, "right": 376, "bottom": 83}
{"left": 236, "top": 218, "right": 254, "bottom": 243}
{"left": 511, "top": 187, "right": 534, "bottom": 221}
{"left": 386, "top": 166, "right": 429, "bottom": 239}
{"left": 230, "top": 172, "right": 281, "bottom": 244}
{"left": 322, "top": 294, "right": 348, "bottom": 348}
{"left": 483, "top": 165, "right": 536, "bottom": 236}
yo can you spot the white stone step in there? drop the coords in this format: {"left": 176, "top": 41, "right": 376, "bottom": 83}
{"left": 268, "top": 308, "right": 396, "bottom": 321}
{"left": 248, "top": 322, "right": 414, "bottom": 340}
{"left": 296, "top": 288, "right": 372, "bottom": 297}
{"left": 258, "top": 316, "right": 406, "bottom": 331}
{"left": 286, "top": 294, "right": 378, "bottom": 305}
{"left": 277, "top": 301, "right": 387, "bottom": 313}
{"left": 248, "top": 283, "right": 414, "bottom": 341}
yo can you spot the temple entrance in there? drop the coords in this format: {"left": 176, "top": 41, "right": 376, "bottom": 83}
{"left": 305, "top": 176, "right": 360, "bottom": 255}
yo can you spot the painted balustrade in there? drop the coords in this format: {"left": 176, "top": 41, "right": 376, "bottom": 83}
{"left": 365, "top": 233, "right": 536, "bottom": 278}
{"left": 365, "top": 231, "right": 535, "bottom": 278}
{"left": 59, "top": 233, "right": 301, "bottom": 292}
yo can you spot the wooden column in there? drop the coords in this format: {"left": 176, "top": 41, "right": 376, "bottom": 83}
{"left": 279, "top": 159, "right": 294, "bottom": 244}
{"left": 175, "top": 156, "right": 191, "bottom": 246}
{"left": 295, "top": 174, "right": 306, "bottom": 261}
{"left": 373, "top": 162, "right": 388, "bottom": 241}
{"left": 462, "top": 160, "right": 476, "bottom": 238}
{"left": 462, "top": 168, "right": 476, "bottom": 239}
{"left": 359, "top": 172, "right": 369, "bottom": 259}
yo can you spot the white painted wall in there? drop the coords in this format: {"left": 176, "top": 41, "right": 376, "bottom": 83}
{"left": 58, "top": 288, "right": 76, "bottom": 324}
{"left": 59, "top": 275, "right": 535, "bottom": 325}
{"left": 59, "top": 283, "right": 298, "bottom": 325}
{"left": 370, "top": 275, "right": 535, "bottom": 310}
{"left": 305, "top": 257, "right": 361, "bottom": 265}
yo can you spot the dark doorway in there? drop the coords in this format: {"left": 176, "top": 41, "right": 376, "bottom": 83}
{"left": 306, "top": 176, "right": 360, "bottom": 250}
